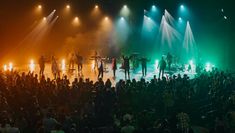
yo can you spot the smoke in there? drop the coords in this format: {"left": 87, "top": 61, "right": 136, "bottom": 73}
{"left": 63, "top": 26, "right": 119, "bottom": 57}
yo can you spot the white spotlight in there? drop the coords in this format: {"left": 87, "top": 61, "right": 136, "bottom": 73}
{"left": 224, "top": 16, "right": 227, "bottom": 20}
{"left": 66, "top": 5, "right": 70, "bottom": 9}
{"left": 38, "top": 5, "right": 42, "bottom": 9}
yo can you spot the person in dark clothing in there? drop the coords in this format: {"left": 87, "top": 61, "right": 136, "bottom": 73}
{"left": 122, "top": 56, "right": 131, "bottom": 79}
{"left": 112, "top": 58, "right": 117, "bottom": 78}
{"left": 98, "top": 59, "right": 104, "bottom": 79}
{"left": 139, "top": 57, "right": 150, "bottom": 77}
{"left": 158, "top": 57, "right": 167, "bottom": 78}
{"left": 39, "top": 55, "right": 45, "bottom": 76}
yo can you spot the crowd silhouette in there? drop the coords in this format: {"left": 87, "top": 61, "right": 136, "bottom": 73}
{"left": 0, "top": 67, "right": 234, "bottom": 133}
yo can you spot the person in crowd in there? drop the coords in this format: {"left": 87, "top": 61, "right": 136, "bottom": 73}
{"left": 0, "top": 62, "right": 233, "bottom": 133}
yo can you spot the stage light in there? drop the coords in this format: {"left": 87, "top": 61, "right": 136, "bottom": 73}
{"left": 189, "top": 60, "right": 193, "bottom": 65}
{"left": 180, "top": 5, "right": 185, "bottom": 10}
{"left": 43, "top": 17, "right": 46, "bottom": 21}
{"left": 72, "top": 17, "right": 80, "bottom": 26}
{"left": 38, "top": 5, "right": 42, "bottom": 9}
{"left": 116, "top": 16, "right": 129, "bottom": 42}
{"left": 105, "top": 16, "right": 109, "bottom": 21}
{"left": 120, "top": 5, "right": 130, "bottom": 17}
{"left": 53, "top": 9, "right": 56, "bottom": 12}
{"left": 151, "top": 5, "right": 157, "bottom": 12}
{"left": 224, "top": 16, "right": 227, "bottom": 20}
{"left": 154, "top": 60, "right": 159, "bottom": 71}
{"left": 61, "top": 59, "right": 66, "bottom": 72}
{"left": 9, "top": 62, "right": 13, "bottom": 71}
{"left": 178, "top": 17, "right": 182, "bottom": 22}
{"left": 221, "top": 8, "right": 224, "bottom": 12}
{"left": 3, "top": 64, "right": 7, "bottom": 71}
{"left": 144, "top": 9, "right": 148, "bottom": 14}
{"left": 91, "top": 60, "right": 95, "bottom": 71}
{"left": 91, "top": 4, "right": 101, "bottom": 17}
{"left": 205, "top": 62, "right": 212, "bottom": 72}
{"left": 66, "top": 4, "right": 70, "bottom": 9}
{"left": 29, "top": 59, "right": 35, "bottom": 72}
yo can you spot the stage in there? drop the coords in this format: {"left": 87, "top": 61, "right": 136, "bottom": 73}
{"left": 14, "top": 62, "right": 197, "bottom": 85}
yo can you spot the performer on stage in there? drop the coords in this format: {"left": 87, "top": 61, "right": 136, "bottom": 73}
{"left": 188, "top": 64, "right": 192, "bottom": 72}
{"left": 112, "top": 57, "right": 117, "bottom": 78}
{"left": 166, "top": 52, "right": 173, "bottom": 70}
{"left": 69, "top": 53, "right": 76, "bottom": 71}
{"left": 122, "top": 55, "right": 131, "bottom": 79}
{"left": 51, "top": 56, "right": 60, "bottom": 79}
{"left": 139, "top": 57, "right": 150, "bottom": 77}
{"left": 158, "top": 56, "right": 167, "bottom": 78}
{"left": 76, "top": 53, "right": 83, "bottom": 77}
{"left": 97, "top": 58, "right": 104, "bottom": 79}
{"left": 39, "top": 55, "right": 45, "bottom": 76}
{"left": 94, "top": 51, "right": 99, "bottom": 71}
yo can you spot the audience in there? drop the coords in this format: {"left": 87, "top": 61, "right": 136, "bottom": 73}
{"left": 0, "top": 68, "right": 234, "bottom": 133}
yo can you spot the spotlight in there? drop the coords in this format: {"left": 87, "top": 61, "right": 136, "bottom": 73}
{"left": 38, "top": 5, "right": 42, "bottom": 9}
{"left": 66, "top": 4, "right": 70, "bottom": 9}
{"left": 121, "top": 17, "right": 124, "bottom": 20}
{"left": 178, "top": 17, "right": 182, "bottom": 22}
{"left": 29, "top": 59, "right": 35, "bottom": 72}
{"left": 124, "top": 5, "right": 127, "bottom": 8}
{"left": 73, "top": 17, "right": 80, "bottom": 26}
{"left": 43, "top": 17, "right": 46, "bottom": 21}
{"left": 189, "top": 60, "right": 193, "bottom": 65}
{"left": 3, "top": 64, "right": 7, "bottom": 71}
{"left": 105, "top": 16, "right": 109, "bottom": 21}
{"left": 151, "top": 5, "right": 157, "bottom": 12}
{"left": 180, "top": 5, "right": 184, "bottom": 9}
{"left": 53, "top": 9, "right": 56, "bottom": 12}
{"left": 205, "top": 62, "right": 213, "bottom": 72}
{"left": 95, "top": 5, "right": 99, "bottom": 9}
{"left": 61, "top": 59, "right": 66, "bottom": 72}
{"left": 224, "top": 16, "right": 227, "bottom": 20}
{"left": 9, "top": 62, "right": 13, "bottom": 71}
{"left": 154, "top": 60, "right": 159, "bottom": 71}
{"left": 221, "top": 8, "right": 224, "bottom": 12}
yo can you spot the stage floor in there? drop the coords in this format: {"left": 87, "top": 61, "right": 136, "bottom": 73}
{"left": 15, "top": 62, "right": 197, "bottom": 85}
